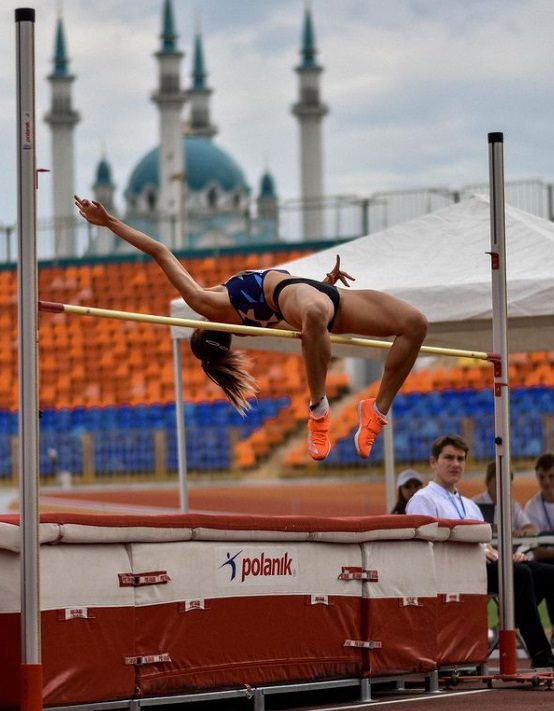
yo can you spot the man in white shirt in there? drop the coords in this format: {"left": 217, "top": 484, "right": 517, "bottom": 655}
{"left": 406, "top": 434, "right": 483, "bottom": 521}
{"left": 407, "top": 434, "right": 554, "bottom": 669}
{"left": 525, "top": 453, "right": 554, "bottom": 537}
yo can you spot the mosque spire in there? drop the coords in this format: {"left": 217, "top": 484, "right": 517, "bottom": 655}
{"left": 192, "top": 29, "right": 206, "bottom": 89}
{"left": 92, "top": 148, "right": 116, "bottom": 255}
{"left": 186, "top": 16, "right": 217, "bottom": 138}
{"left": 52, "top": 17, "right": 69, "bottom": 76}
{"left": 300, "top": 4, "right": 319, "bottom": 69}
{"left": 160, "top": 0, "right": 178, "bottom": 53}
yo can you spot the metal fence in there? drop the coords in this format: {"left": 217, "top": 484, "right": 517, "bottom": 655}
{"left": 1, "top": 179, "right": 552, "bottom": 264}
{"left": 280, "top": 179, "right": 553, "bottom": 240}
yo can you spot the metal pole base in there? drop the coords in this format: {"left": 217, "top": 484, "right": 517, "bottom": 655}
{"left": 20, "top": 664, "right": 42, "bottom": 711}
{"left": 360, "top": 678, "right": 372, "bottom": 702}
{"left": 499, "top": 629, "right": 517, "bottom": 675}
{"left": 425, "top": 670, "right": 440, "bottom": 693}
{"left": 253, "top": 688, "right": 264, "bottom": 711}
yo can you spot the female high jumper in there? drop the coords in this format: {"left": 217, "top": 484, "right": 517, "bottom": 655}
{"left": 75, "top": 196, "right": 428, "bottom": 462}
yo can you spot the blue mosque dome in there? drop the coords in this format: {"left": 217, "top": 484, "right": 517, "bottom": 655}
{"left": 126, "top": 136, "right": 250, "bottom": 198}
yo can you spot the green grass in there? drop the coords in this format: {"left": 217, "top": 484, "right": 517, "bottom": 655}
{"left": 488, "top": 598, "right": 552, "bottom": 635}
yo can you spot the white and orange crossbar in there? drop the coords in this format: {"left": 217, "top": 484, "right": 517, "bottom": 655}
{"left": 38, "top": 300, "right": 495, "bottom": 362}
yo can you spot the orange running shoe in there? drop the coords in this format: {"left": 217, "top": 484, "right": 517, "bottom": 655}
{"left": 354, "top": 398, "right": 388, "bottom": 459}
{"left": 307, "top": 410, "right": 331, "bottom": 461}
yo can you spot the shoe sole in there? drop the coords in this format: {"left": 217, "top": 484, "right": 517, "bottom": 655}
{"left": 308, "top": 441, "right": 331, "bottom": 461}
{"left": 308, "top": 451, "right": 330, "bottom": 461}
{"left": 354, "top": 400, "right": 368, "bottom": 459}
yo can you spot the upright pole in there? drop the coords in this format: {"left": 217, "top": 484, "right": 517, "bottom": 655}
{"left": 16, "top": 7, "right": 43, "bottom": 710}
{"left": 488, "top": 132, "right": 516, "bottom": 675}
{"left": 383, "top": 415, "right": 395, "bottom": 514}
{"left": 172, "top": 338, "right": 188, "bottom": 512}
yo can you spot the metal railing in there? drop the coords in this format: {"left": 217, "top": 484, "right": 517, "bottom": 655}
{"left": 1, "top": 178, "right": 552, "bottom": 264}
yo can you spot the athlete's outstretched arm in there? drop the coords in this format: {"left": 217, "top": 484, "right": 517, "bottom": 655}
{"left": 74, "top": 196, "right": 219, "bottom": 313}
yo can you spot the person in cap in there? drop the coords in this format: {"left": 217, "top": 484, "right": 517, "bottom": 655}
{"left": 391, "top": 469, "right": 424, "bottom": 514}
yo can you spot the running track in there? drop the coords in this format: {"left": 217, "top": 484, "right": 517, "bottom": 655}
{"left": 33, "top": 474, "right": 539, "bottom": 516}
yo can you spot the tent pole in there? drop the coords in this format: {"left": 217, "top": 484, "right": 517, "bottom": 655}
{"left": 382, "top": 363, "right": 396, "bottom": 512}
{"left": 383, "top": 415, "right": 395, "bottom": 513}
{"left": 15, "top": 8, "right": 43, "bottom": 710}
{"left": 488, "top": 132, "right": 516, "bottom": 675}
{"left": 172, "top": 337, "right": 188, "bottom": 512}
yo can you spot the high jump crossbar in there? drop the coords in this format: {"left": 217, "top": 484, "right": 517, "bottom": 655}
{"left": 38, "top": 300, "right": 495, "bottom": 362}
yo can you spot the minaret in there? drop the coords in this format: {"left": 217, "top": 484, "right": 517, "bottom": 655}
{"left": 257, "top": 171, "right": 278, "bottom": 221}
{"left": 186, "top": 23, "right": 217, "bottom": 138}
{"left": 257, "top": 170, "right": 279, "bottom": 242}
{"left": 291, "top": 4, "right": 328, "bottom": 240}
{"left": 151, "top": 0, "right": 187, "bottom": 248}
{"left": 44, "top": 16, "right": 80, "bottom": 257}
{"left": 92, "top": 153, "right": 116, "bottom": 255}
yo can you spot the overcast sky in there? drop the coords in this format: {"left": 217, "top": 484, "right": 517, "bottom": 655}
{"left": 2, "top": 0, "right": 553, "bottom": 226}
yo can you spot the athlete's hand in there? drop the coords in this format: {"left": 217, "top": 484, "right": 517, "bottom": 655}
{"left": 324, "top": 255, "right": 355, "bottom": 287}
{"left": 74, "top": 195, "right": 110, "bottom": 227}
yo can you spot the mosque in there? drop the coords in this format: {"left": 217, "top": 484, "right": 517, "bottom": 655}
{"left": 45, "top": 0, "right": 328, "bottom": 258}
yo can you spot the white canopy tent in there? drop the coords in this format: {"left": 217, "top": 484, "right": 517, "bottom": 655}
{"left": 170, "top": 194, "right": 554, "bottom": 509}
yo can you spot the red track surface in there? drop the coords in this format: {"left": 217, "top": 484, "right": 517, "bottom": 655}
{"left": 35, "top": 475, "right": 539, "bottom": 516}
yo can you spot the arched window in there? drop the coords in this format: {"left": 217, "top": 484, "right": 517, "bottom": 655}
{"left": 207, "top": 186, "right": 218, "bottom": 209}
{"left": 146, "top": 189, "right": 157, "bottom": 212}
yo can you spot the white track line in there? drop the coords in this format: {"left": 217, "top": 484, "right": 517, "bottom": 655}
{"left": 299, "top": 688, "right": 492, "bottom": 710}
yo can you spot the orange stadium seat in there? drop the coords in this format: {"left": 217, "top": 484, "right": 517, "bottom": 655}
{"left": 0, "top": 248, "right": 315, "bottom": 412}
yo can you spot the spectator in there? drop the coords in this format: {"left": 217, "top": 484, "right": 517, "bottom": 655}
{"left": 405, "top": 434, "right": 482, "bottom": 520}
{"left": 473, "top": 461, "right": 536, "bottom": 537}
{"left": 406, "top": 433, "right": 554, "bottom": 669}
{"left": 525, "top": 453, "right": 554, "bottom": 537}
{"left": 391, "top": 469, "right": 424, "bottom": 514}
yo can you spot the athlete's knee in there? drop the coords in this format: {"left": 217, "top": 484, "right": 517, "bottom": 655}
{"left": 406, "top": 310, "right": 428, "bottom": 343}
{"left": 301, "top": 301, "right": 331, "bottom": 333}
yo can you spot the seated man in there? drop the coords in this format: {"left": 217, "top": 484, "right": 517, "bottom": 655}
{"left": 406, "top": 433, "right": 554, "bottom": 669}
{"left": 525, "top": 453, "right": 554, "bottom": 558}
{"left": 473, "top": 461, "right": 536, "bottom": 537}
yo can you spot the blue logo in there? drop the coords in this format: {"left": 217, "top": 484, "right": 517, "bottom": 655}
{"left": 219, "top": 550, "right": 243, "bottom": 581}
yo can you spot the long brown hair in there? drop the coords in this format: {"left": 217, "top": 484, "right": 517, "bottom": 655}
{"left": 189, "top": 329, "right": 258, "bottom": 416}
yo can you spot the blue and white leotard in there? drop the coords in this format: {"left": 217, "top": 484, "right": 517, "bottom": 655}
{"left": 223, "top": 269, "right": 290, "bottom": 328}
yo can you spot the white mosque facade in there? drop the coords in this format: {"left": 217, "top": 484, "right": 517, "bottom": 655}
{"left": 46, "top": 1, "right": 327, "bottom": 258}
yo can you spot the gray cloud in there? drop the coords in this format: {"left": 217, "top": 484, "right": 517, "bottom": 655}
{"left": 1, "top": 0, "right": 553, "bottom": 227}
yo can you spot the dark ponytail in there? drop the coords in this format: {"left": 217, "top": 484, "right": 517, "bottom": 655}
{"left": 189, "top": 329, "right": 258, "bottom": 416}
{"left": 391, "top": 490, "right": 408, "bottom": 515}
